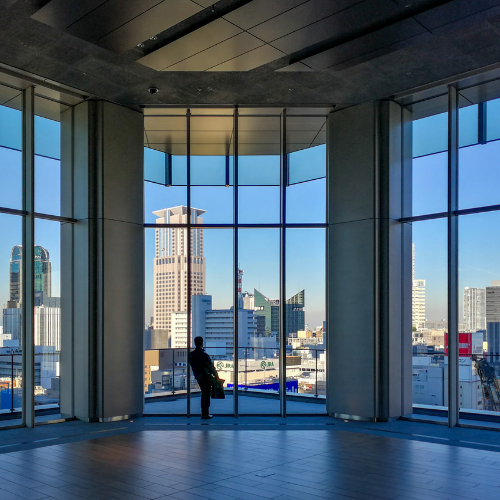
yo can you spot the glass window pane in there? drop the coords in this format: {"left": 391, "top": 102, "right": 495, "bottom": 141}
{"left": 459, "top": 99, "right": 500, "bottom": 210}
{"left": 413, "top": 112, "right": 447, "bottom": 158}
{"left": 35, "top": 115, "right": 60, "bottom": 160}
{"left": 0, "top": 102, "right": 22, "bottom": 210}
{"left": 0, "top": 98, "right": 22, "bottom": 151}
{"left": 459, "top": 105, "right": 478, "bottom": 147}
{"left": 190, "top": 186, "right": 233, "bottom": 224}
{"left": 238, "top": 155, "right": 280, "bottom": 185}
{"left": 459, "top": 212, "right": 500, "bottom": 414}
{"left": 412, "top": 151, "right": 447, "bottom": 217}
{"left": 287, "top": 178, "right": 326, "bottom": 224}
{"left": 144, "top": 148, "right": 166, "bottom": 185}
{"left": 486, "top": 98, "right": 500, "bottom": 142}
{"left": 412, "top": 219, "right": 447, "bottom": 412}
{"left": 191, "top": 156, "right": 226, "bottom": 185}
{"left": 286, "top": 228, "right": 326, "bottom": 413}
{"left": 35, "top": 98, "right": 61, "bottom": 216}
{"left": 0, "top": 214, "right": 22, "bottom": 421}
{"left": 238, "top": 228, "right": 280, "bottom": 414}
{"left": 34, "top": 219, "right": 61, "bottom": 416}
{"left": 288, "top": 144, "right": 326, "bottom": 184}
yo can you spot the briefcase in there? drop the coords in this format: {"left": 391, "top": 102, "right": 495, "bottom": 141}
{"left": 211, "top": 377, "right": 225, "bottom": 399}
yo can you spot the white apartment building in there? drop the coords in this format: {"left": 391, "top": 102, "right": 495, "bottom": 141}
{"left": 153, "top": 206, "right": 206, "bottom": 335}
{"left": 412, "top": 244, "right": 426, "bottom": 330}
{"left": 463, "top": 287, "right": 486, "bottom": 332}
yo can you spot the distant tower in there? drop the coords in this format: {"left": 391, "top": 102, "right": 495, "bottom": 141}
{"left": 486, "top": 281, "right": 500, "bottom": 362}
{"left": 153, "top": 207, "right": 206, "bottom": 335}
{"left": 9, "top": 245, "right": 51, "bottom": 304}
{"left": 463, "top": 287, "right": 486, "bottom": 332}
{"left": 412, "top": 244, "right": 426, "bottom": 330}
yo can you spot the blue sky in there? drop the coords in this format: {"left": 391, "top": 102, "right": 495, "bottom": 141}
{"left": 3, "top": 103, "right": 499, "bottom": 326}
{"left": 144, "top": 146, "right": 327, "bottom": 328}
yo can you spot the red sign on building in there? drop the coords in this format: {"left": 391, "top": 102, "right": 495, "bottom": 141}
{"left": 444, "top": 332, "right": 483, "bottom": 356}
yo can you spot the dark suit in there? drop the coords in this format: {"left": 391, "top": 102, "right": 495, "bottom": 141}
{"left": 188, "top": 347, "right": 217, "bottom": 416}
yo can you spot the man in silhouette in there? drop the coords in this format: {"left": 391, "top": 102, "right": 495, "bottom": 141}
{"left": 188, "top": 336, "right": 218, "bottom": 419}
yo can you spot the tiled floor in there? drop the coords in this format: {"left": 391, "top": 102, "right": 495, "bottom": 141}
{"left": 0, "top": 417, "right": 499, "bottom": 499}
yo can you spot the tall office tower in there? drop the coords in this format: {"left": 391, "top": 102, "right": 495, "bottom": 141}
{"left": 153, "top": 207, "right": 206, "bottom": 335}
{"left": 486, "top": 280, "right": 500, "bottom": 362}
{"left": 411, "top": 244, "right": 426, "bottom": 330}
{"left": 9, "top": 245, "right": 52, "bottom": 304}
{"left": 463, "top": 287, "right": 486, "bottom": 332}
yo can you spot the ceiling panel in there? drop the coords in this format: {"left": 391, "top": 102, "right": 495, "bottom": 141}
{"left": 34, "top": 96, "right": 70, "bottom": 122}
{"left": 35, "top": 87, "right": 84, "bottom": 106}
{"left": 415, "top": 0, "right": 500, "bottom": 31}
{"left": 238, "top": 143, "right": 281, "bottom": 155}
{"left": 286, "top": 131, "right": 318, "bottom": 144}
{"left": 238, "top": 131, "right": 281, "bottom": 143}
{"left": 286, "top": 107, "right": 333, "bottom": 115}
{"left": 286, "top": 116, "right": 325, "bottom": 130}
{"left": 97, "top": 0, "right": 203, "bottom": 52}
{"left": 31, "top": 0, "right": 107, "bottom": 31}
{"left": 145, "top": 130, "right": 187, "bottom": 143}
{"left": 0, "top": 84, "right": 21, "bottom": 106}
{"left": 191, "top": 116, "right": 233, "bottom": 131}
{"left": 190, "top": 143, "right": 230, "bottom": 155}
{"left": 145, "top": 116, "right": 187, "bottom": 130}
{"left": 301, "top": 18, "right": 427, "bottom": 71}
{"left": 165, "top": 32, "right": 264, "bottom": 71}
{"left": 209, "top": 44, "right": 284, "bottom": 71}
{"left": 144, "top": 109, "right": 188, "bottom": 116}
{"left": 138, "top": 19, "right": 241, "bottom": 70}
{"left": 248, "top": 0, "right": 362, "bottom": 43}
{"left": 238, "top": 116, "right": 280, "bottom": 131}
{"left": 270, "top": 0, "right": 397, "bottom": 55}
{"left": 190, "top": 131, "right": 233, "bottom": 144}
{"left": 148, "top": 143, "right": 187, "bottom": 155}
{"left": 224, "top": 0, "right": 307, "bottom": 31}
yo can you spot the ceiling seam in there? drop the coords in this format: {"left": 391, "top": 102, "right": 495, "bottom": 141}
{"left": 65, "top": 0, "right": 113, "bottom": 30}
{"left": 95, "top": 0, "right": 171, "bottom": 43}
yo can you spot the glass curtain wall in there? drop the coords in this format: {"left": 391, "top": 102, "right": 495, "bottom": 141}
{"left": 0, "top": 79, "right": 78, "bottom": 427}
{"left": 407, "top": 88, "right": 500, "bottom": 424}
{"left": 144, "top": 108, "right": 328, "bottom": 416}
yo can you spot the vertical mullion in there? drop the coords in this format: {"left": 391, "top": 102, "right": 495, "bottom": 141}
{"left": 478, "top": 102, "right": 487, "bottom": 145}
{"left": 279, "top": 109, "right": 287, "bottom": 418}
{"left": 22, "top": 86, "right": 35, "bottom": 428}
{"left": 166, "top": 153, "right": 172, "bottom": 186}
{"left": 233, "top": 107, "right": 239, "bottom": 417}
{"left": 186, "top": 110, "right": 191, "bottom": 417}
{"left": 447, "top": 85, "right": 459, "bottom": 428}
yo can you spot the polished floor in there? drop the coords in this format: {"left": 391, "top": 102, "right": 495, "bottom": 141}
{"left": 0, "top": 417, "right": 499, "bottom": 499}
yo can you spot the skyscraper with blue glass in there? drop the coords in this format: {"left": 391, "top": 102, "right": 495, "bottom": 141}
{"left": 9, "top": 245, "right": 52, "bottom": 305}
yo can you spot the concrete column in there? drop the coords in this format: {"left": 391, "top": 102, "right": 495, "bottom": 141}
{"left": 60, "top": 101, "right": 144, "bottom": 422}
{"left": 326, "top": 101, "right": 412, "bottom": 421}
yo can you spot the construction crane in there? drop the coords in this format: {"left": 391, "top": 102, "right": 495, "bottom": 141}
{"left": 472, "top": 355, "right": 500, "bottom": 411}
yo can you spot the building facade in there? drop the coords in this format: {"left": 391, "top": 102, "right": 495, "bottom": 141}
{"left": 463, "top": 287, "right": 486, "bottom": 332}
{"left": 153, "top": 207, "right": 206, "bottom": 335}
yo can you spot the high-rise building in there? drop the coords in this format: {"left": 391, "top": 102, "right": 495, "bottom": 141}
{"left": 153, "top": 207, "right": 206, "bottom": 335}
{"left": 253, "top": 289, "right": 305, "bottom": 337}
{"left": 463, "top": 287, "right": 486, "bottom": 332}
{"left": 412, "top": 244, "right": 426, "bottom": 330}
{"left": 486, "top": 280, "right": 500, "bottom": 362}
{"left": 9, "top": 245, "right": 52, "bottom": 304}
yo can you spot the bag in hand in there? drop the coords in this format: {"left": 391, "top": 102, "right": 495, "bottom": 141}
{"left": 211, "top": 377, "right": 225, "bottom": 399}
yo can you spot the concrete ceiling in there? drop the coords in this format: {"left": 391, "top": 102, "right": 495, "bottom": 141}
{"left": 1, "top": 0, "right": 500, "bottom": 109}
